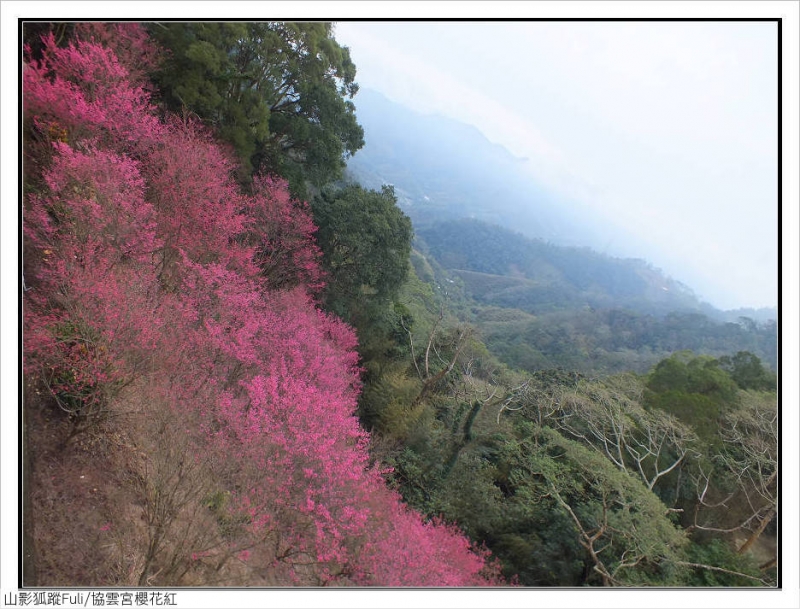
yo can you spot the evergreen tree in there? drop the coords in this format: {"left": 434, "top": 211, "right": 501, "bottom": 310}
{"left": 148, "top": 22, "right": 364, "bottom": 194}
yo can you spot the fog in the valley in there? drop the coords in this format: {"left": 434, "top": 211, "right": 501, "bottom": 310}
{"left": 335, "top": 20, "right": 778, "bottom": 312}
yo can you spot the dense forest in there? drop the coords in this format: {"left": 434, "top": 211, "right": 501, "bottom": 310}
{"left": 22, "top": 22, "right": 778, "bottom": 589}
{"left": 414, "top": 219, "right": 778, "bottom": 375}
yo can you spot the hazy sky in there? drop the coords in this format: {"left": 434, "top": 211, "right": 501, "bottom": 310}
{"left": 334, "top": 20, "right": 778, "bottom": 311}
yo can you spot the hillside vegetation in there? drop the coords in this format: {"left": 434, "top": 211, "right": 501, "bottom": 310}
{"left": 22, "top": 22, "right": 778, "bottom": 588}
{"left": 415, "top": 220, "right": 777, "bottom": 375}
{"left": 22, "top": 26, "right": 499, "bottom": 586}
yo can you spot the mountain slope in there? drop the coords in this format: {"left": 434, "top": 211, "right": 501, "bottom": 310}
{"left": 418, "top": 218, "right": 708, "bottom": 316}
{"left": 347, "top": 88, "right": 602, "bottom": 247}
{"left": 347, "top": 89, "right": 776, "bottom": 325}
{"left": 22, "top": 29, "right": 500, "bottom": 587}
{"left": 408, "top": 221, "right": 777, "bottom": 374}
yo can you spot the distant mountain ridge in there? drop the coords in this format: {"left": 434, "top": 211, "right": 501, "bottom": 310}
{"left": 347, "top": 88, "right": 602, "bottom": 247}
{"left": 347, "top": 89, "right": 776, "bottom": 324}
{"left": 417, "top": 218, "right": 711, "bottom": 318}
{"left": 408, "top": 220, "right": 777, "bottom": 374}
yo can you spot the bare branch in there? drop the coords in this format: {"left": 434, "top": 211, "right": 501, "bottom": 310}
{"left": 399, "top": 314, "right": 422, "bottom": 381}
{"left": 672, "top": 561, "right": 765, "bottom": 583}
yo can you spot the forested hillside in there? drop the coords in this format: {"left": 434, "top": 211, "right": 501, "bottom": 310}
{"left": 415, "top": 220, "right": 777, "bottom": 374}
{"left": 22, "top": 24, "right": 499, "bottom": 587}
{"left": 22, "top": 22, "right": 778, "bottom": 589}
{"left": 419, "top": 218, "right": 707, "bottom": 314}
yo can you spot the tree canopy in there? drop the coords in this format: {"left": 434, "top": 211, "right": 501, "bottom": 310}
{"left": 148, "top": 22, "right": 364, "bottom": 194}
{"left": 312, "top": 184, "right": 413, "bottom": 320}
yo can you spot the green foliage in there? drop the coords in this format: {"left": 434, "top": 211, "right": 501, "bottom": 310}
{"left": 350, "top": 258, "right": 450, "bottom": 439}
{"left": 351, "top": 234, "right": 776, "bottom": 588}
{"left": 409, "top": 249, "right": 436, "bottom": 285}
{"left": 460, "top": 299, "right": 778, "bottom": 377}
{"left": 366, "top": 323, "right": 776, "bottom": 586}
{"left": 718, "top": 351, "right": 777, "bottom": 391}
{"left": 409, "top": 221, "right": 776, "bottom": 376}
{"left": 307, "top": 182, "right": 414, "bottom": 435}
{"left": 645, "top": 389, "right": 718, "bottom": 445}
{"left": 313, "top": 183, "right": 413, "bottom": 320}
{"left": 434, "top": 452, "right": 506, "bottom": 538}
{"left": 648, "top": 352, "right": 738, "bottom": 400}
{"left": 418, "top": 219, "right": 703, "bottom": 314}
{"left": 683, "top": 539, "right": 763, "bottom": 586}
{"left": 149, "top": 22, "right": 364, "bottom": 193}
{"left": 644, "top": 352, "right": 740, "bottom": 445}
{"left": 383, "top": 444, "right": 442, "bottom": 514}
{"left": 358, "top": 368, "right": 423, "bottom": 438}
{"left": 500, "top": 425, "right": 688, "bottom": 586}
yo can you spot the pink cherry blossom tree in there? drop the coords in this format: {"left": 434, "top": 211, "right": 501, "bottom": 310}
{"left": 23, "top": 28, "right": 503, "bottom": 586}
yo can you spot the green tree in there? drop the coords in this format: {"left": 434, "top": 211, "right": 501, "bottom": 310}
{"left": 717, "top": 351, "right": 777, "bottom": 391}
{"left": 645, "top": 352, "right": 740, "bottom": 446}
{"left": 313, "top": 184, "right": 413, "bottom": 320}
{"left": 553, "top": 375, "right": 697, "bottom": 497}
{"left": 502, "top": 425, "right": 687, "bottom": 586}
{"left": 149, "top": 22, "right": 364, "bottom": 193}
{"left": 647, "top": 352, "right": 692, "bottom": 394}
{"left": 691, "top": 390, "right": 777, "bottom": 559}
{"left": 309, "top": 183, "right": 413, "bottom": 433}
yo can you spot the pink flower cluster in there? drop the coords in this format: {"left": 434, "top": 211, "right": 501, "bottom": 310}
{"left": 23, "top": 26, "right": 502, "bottom": 586}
